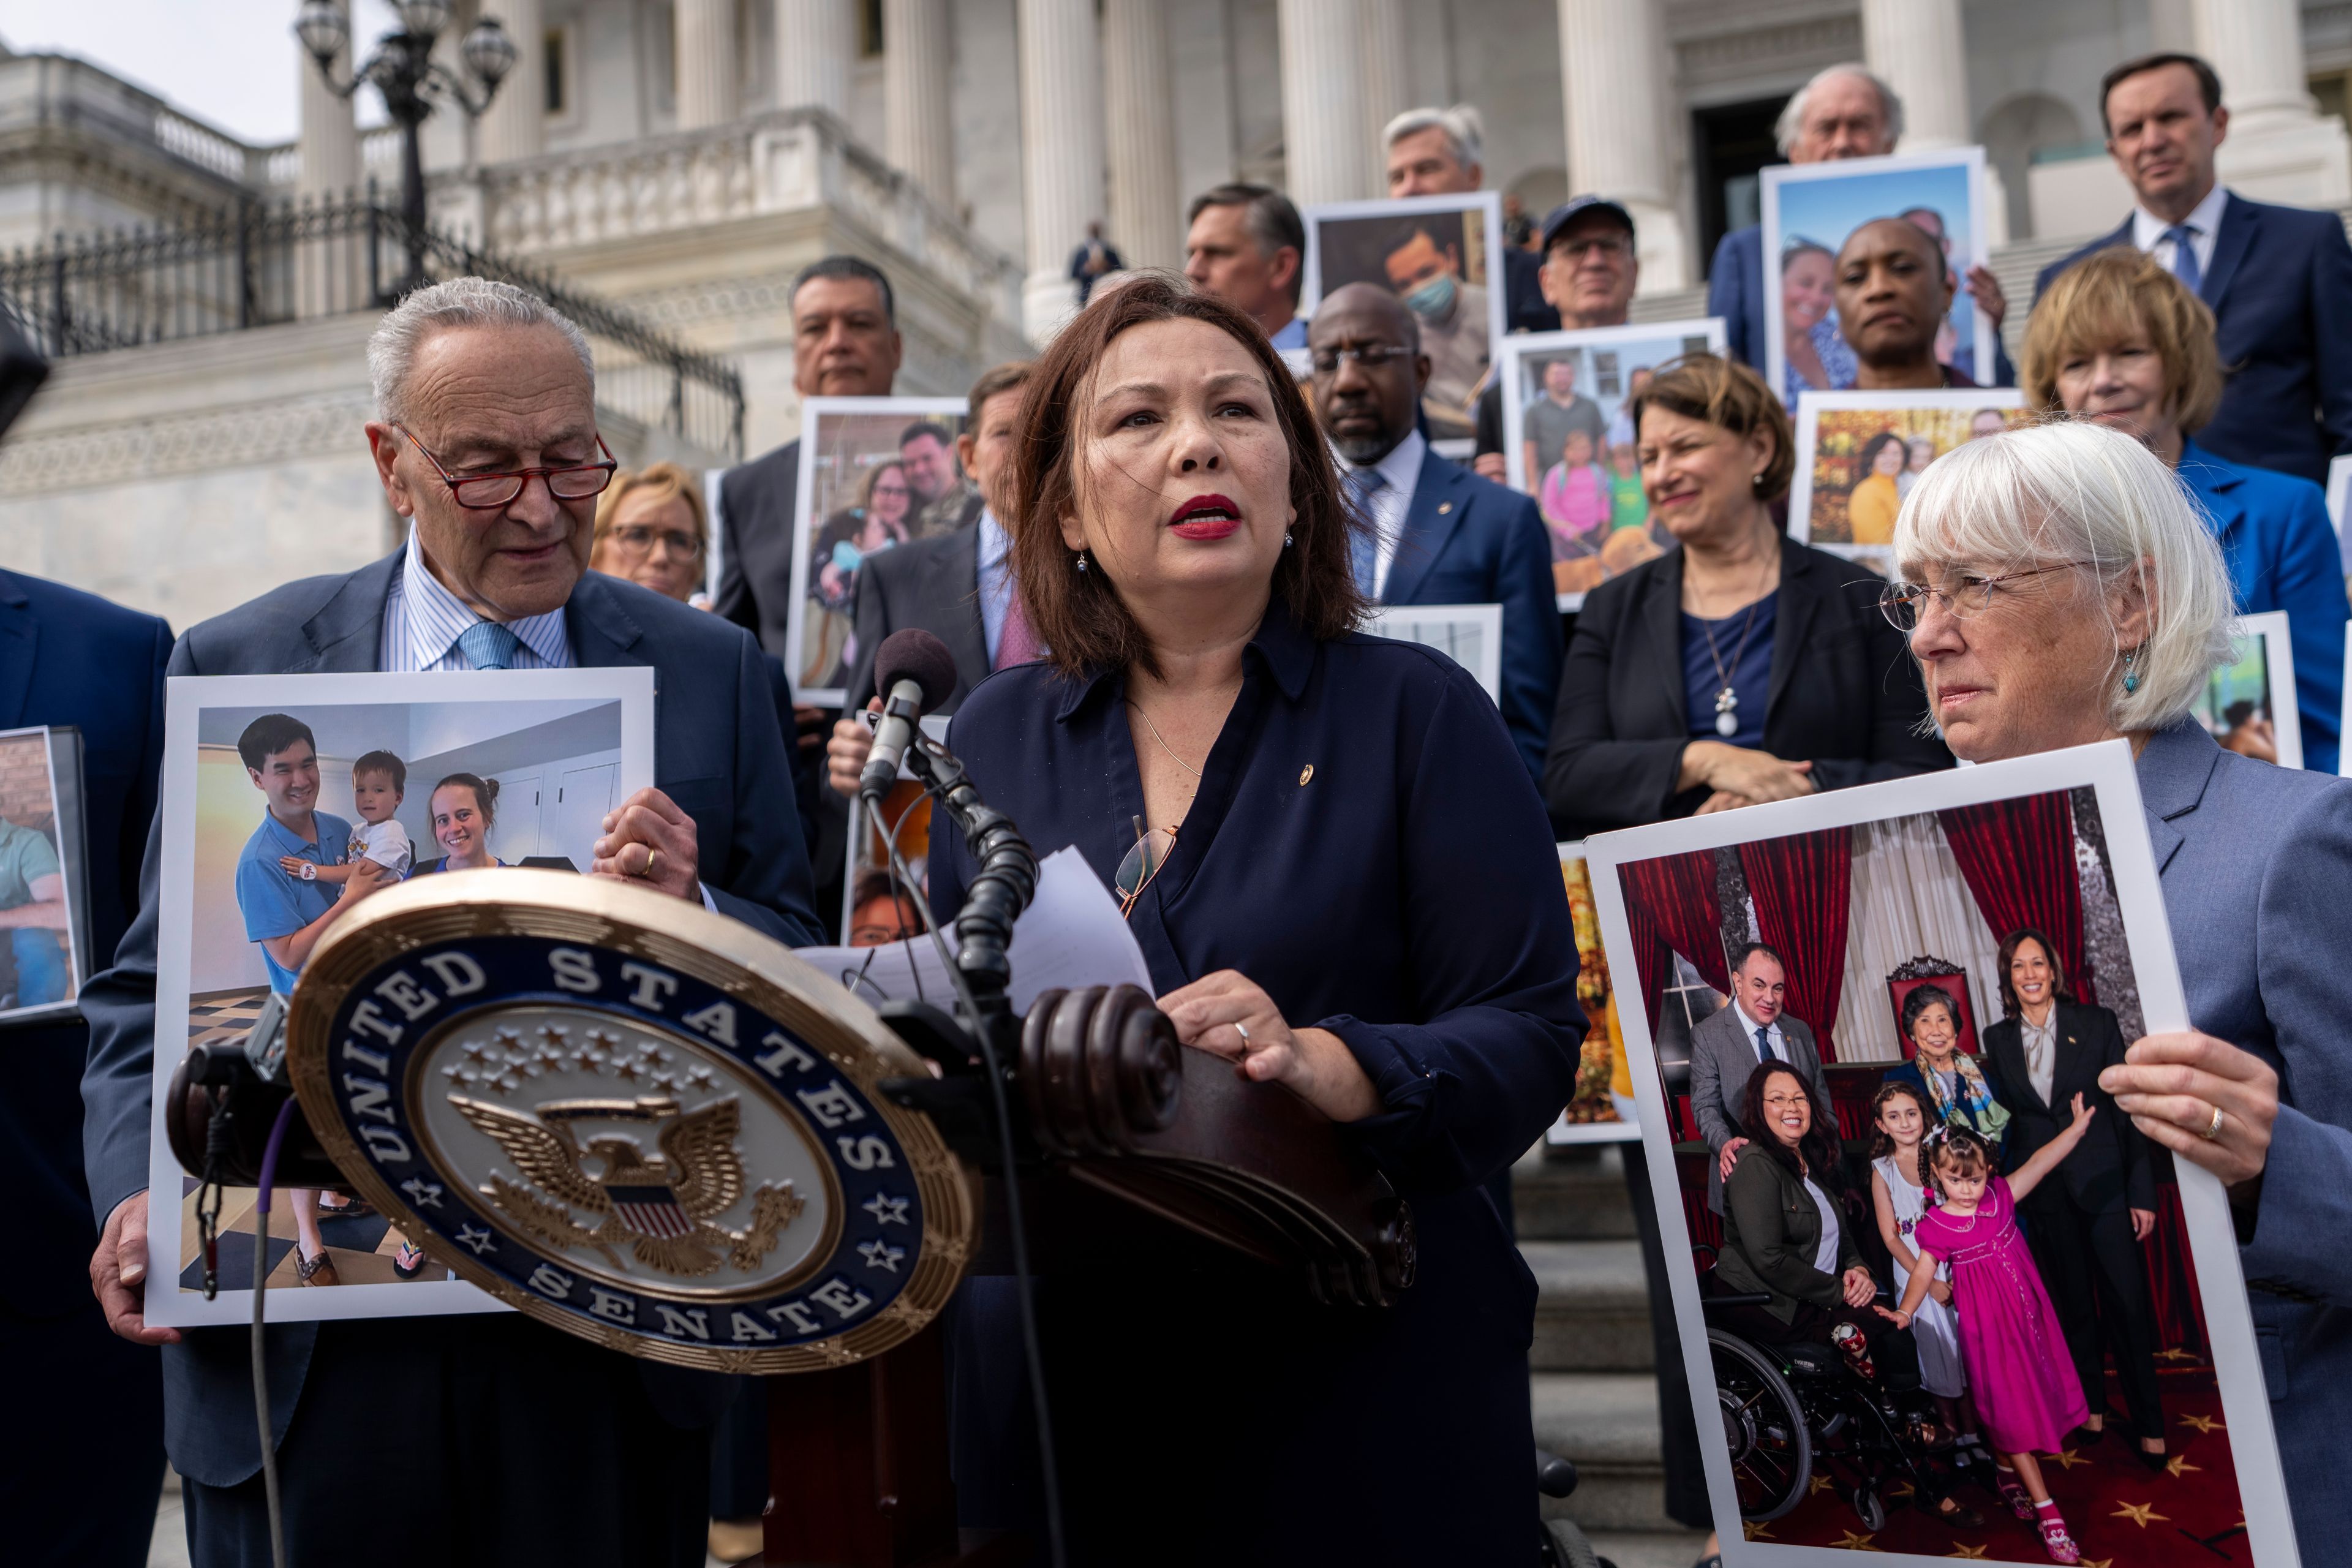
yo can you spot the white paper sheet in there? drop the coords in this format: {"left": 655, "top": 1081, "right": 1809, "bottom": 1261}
{"left": 796, "top": 845, "right": 1155, "bottom": 1014}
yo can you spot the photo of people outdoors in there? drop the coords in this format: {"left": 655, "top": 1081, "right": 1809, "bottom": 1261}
{"left": 1762, "top": 150, "right": 1993, "bottom": 405}
{"left": 1303, "top": 192, "right": 1506, "bottom": 445}
{"left": 1791, "top": 391, "right": 2027, "bottom": 570}
{"left": 148, "top": 673, "right": 652, "bottom": 1325}
{"left": 1550, "top": 843, "right": 1637, "bottom": 1145}
{"left": 0, "top": 725, "right": 83, "bottom": 1022}
{"left": 2188, "top": 613, "right": 2303, "bottom": 769}
{"left": 1585, "top": 753, "right": 2297, "bottom": 1566}
{"left": 786, "top": 398, "right": 974, "bottom": 704}
{"left": 1498, "top": 324, "right": 1725, "bottom": 603}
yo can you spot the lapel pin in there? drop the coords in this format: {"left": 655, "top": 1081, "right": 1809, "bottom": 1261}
{"left": 1437, "top": 502, "right": 1453, "bottom": 515}
{"left": 1298, "top": 765, "right": 1314, "bottom": 786}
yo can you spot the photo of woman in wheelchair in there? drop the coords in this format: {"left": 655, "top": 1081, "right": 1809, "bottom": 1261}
{"left": 1703, "top": 1060, "right": 1991, "bottom": 1538}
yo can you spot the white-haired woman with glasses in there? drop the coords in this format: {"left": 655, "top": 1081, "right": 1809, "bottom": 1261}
{"left": 1889, "top": 417, "right": 2352, "bottom": 1550}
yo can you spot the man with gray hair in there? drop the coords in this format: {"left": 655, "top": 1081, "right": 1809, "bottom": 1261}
{"left": 1383, "top": 104, "right": 1560, "bottom": 336}
{"left": 1183, "top": 183, "right": 1308, "bottom": 349}
{"left": 1708, "top": 65, "right": 2009, "bottom": 380}
{"left": 81, "top": 274, "right": 821, "bottom": 1566}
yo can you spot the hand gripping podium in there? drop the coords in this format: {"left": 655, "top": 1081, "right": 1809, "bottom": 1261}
{"left": 167, "top": 739, "right": 1415, "bottom": 1566}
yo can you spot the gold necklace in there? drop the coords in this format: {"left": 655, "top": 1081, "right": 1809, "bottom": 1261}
{"left": 1129, "top": 699, "right": 1203, "bottom": 780}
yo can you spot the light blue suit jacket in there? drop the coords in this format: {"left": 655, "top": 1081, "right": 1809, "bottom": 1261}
{"left": 1379, "top": 446, "right": 1562, "bottom": 781}
{"left": 2176, "top": 441, "right": 2350, "bottom": 773}
{"left": 80, "top": 554, "right": 821, "bottom": 1485}
{"left": 2141, "top": 720, "right": 2352, "bottom": 1550}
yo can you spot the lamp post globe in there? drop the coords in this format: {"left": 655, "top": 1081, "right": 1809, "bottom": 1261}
{"left": 293, "top": 0, "right": 349, "bottom": 69}
{"left": 394, "top": 0, "right": 454, "bottom": 41}
{"left": 460, "top": 18, "right": 519, "bottom": 92}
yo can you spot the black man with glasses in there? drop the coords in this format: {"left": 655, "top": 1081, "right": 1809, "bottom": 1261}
{"left": 79, "top": 277, "right": 822, "bottom": 1568}
{"left": 1309, "top": 281, "right": 1561, "bottom": 782}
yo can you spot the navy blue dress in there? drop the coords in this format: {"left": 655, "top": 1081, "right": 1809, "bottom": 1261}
{"left": 929, "top": 600, "right": 1586, "bottom": 1565}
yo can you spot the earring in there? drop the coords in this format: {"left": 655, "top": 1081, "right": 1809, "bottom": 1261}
{"left": 1752, "top": 472, "right": 1766, "bottom": 492}
{"left": 1075, "top": 551, "right": 1089, "bottom": 574}
{"left": 2121, "top": 646, "right": 2141, "bottom": 695}
{"left": 1283, "top": 530, "right": 1294, "bottom": 548}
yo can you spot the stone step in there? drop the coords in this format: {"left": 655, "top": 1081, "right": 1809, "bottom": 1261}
{"left": 1531, "top": 1371, "right": 1679, "bottom": 1534}
{"left": 1525, "top": 1238, "right": 1654, "bottom": 1373}
{"left": 1512, "top": 1144, "right": 1638, "bottom": 1241}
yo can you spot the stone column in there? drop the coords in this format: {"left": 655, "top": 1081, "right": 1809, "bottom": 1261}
{"left": 1860, "top": 0, "right": 1967, "bottom": 148}
{"left": 1361, "top": 0, "right": 1413, "bottom": 162}
{"left": 1019, "top": 0, "right": 1106, "bottom": 340}
{"left": 1103, "top": 0, "right": 1180, "bottom": 270}
{"left": 884, "top": 0, "right": 955, "bottom": 202}
{"left": 296, "top": 0, "right": 360, "bottom": 193}
{"left": 1555, "top": 0, "right": 1688, "bottom": 289}
{"left": 1278, "top": 1, "right": 1369, "bottom": 208}
{"left": 675, "top": 0, "right": 740, "bottom": 131}
{"left": 2194, "top": 0, "right": 2352, "bottom": 202}
{"left": 479, "top": 0, "right": 545, "bottom": 164}
{"left": 776, "top": 0, "right": 851, "bottom": 118}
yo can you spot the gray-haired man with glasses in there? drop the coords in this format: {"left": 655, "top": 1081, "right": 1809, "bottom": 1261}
{"left": 80, "top": 276, "right": 821, "bottom": 1567}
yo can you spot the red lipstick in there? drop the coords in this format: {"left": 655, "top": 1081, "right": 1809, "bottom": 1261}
{"left": 1169, "top": 493, "right": 1242, "bottom": 541}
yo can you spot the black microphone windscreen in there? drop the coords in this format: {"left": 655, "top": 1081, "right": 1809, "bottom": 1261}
{"left": 874, "top": 628, "right": 960, "bottom": 710}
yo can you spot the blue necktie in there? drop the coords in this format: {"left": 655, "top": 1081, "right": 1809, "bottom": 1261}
{"left": 2162, "top": 224, "right": 2203, "bottom": 296}
{"left": 1343, "top": 466, "right": 1384, "bottom": 598}
{"left": 1755, "top": 1025, "right": 1779, "bottom": 1064}
{"left": 457, "top": 620, "right": 522, "bottom": 670}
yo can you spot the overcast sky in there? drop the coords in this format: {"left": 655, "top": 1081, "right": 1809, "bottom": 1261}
{"left": 0, "top": 1, "right": 403, "bottom": 143}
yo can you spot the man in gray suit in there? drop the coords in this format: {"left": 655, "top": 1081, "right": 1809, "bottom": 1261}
{"left": 1688, "top": 943, "right": 1830, "bottom": 1213}
{"left": 82, "top": 277, "right": 822, "bottom": 1567}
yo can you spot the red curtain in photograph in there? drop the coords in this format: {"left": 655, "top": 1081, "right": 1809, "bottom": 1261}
{"left": 2144, "top": 1179, "right": 2209, "bottom": 1356}
{"left": 1937, "top": 794, "right": 2092, "bottom": 1003}
{"left": 1736, "top": 827, "right": 1853, "bottom": 1045}
{"left": 1616, "top": 848, "right": 1728, "bottom": 1035}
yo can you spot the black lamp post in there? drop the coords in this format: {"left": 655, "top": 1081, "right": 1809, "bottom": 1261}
{"left": 295, "top": 0, "right": 518, "bottom": 292}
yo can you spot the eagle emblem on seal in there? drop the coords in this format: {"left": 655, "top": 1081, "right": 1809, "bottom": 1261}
{"left": 451, "top": 1093, "right": 805, "bottom": 1278}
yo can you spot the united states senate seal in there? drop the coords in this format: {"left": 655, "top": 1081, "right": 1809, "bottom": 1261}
{"left": 285, "top": 869, "right": 976, "bottom": 1373}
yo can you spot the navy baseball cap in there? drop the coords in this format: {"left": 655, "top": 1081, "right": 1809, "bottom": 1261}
{"left": 1539, "top": 196, "right": 1637, "bottom": 253}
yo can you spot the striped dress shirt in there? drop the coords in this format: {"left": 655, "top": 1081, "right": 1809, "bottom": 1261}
{"left": 378, "top": 526, "right": 576, "bottom": 671}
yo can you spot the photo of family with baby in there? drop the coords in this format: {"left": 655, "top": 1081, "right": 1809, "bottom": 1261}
{"left": 1593, "top": 772, "right": 2288, "bottom": 1566}
{"left": 162, "top": 687, "right": 635, "bottom": 1307}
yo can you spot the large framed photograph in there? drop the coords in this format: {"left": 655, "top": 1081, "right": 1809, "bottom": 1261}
{"left": 1549, "top": 842, "right": 1638, "bottom": 1145}
{"left": 784, "top": 397, "right": 975, "bottom": 706}
{"left": 2188, "top": 612, "right": 2302, "bottom": 769}
{"left": 0, "top": 725, "right": 91, "bottom": 1025}
{"left": 1300, "top": 192, "right": 1507, "bottom": 446}
{"left": 1496, "top": 319, "right": 1727, "bottom": 609}
{"left": 1584, "top": 745, "right": 2299, "bottom": 1566}
{"left": 1363, "top": 602, "right": 1503, "bottom": 704}
{"left": 1762, "top": 148, "right": 1993, "bottom": 407}
{"left": 1789, "top": 390, "right": 2028, "bottom": 575}
{"left": 148, "top": 669, "right": 655, "bottom": 1326}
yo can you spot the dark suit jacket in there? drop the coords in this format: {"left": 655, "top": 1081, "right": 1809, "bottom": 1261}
{"left": 1716, "top": 1143, "right": 1863, "bottom": 1324}
{"left": 1543, "top": 535, "right": 1951, "bottom": 839}
{"left": 78, "top": 556, "right": 822, "bottom": 1485}
{"left": 843, "top": 522, "right": 991, "bottom": 710}
{"left": 714, "top": 435, "right": 799, "bottom": 659}
{"left": 1709, "top": 223, "right": 2014, "bottom": 384}
{"left": 1980, "top": 1003, "right": 2154, "bottom": 1215}
{"left": 0, "top": 571, "right": 170, "bottom": 1319}
{"left": 2034, "top": 195, "right": 2352, "bottom": 484}
{"left": 1379, "top": 446, "right": 1562, "bottom": 780}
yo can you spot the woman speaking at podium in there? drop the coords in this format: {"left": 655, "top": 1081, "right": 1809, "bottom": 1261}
{"left": 928, "top": 274, "right": 1588, "bottom": 1564}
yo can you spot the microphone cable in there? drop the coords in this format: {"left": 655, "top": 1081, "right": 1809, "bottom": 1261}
{"left": 252, "top": 1093, "right": 301, "bottom": 1568}
{"left": 875, "top": 791, "right": 1068, "bottom": 1568}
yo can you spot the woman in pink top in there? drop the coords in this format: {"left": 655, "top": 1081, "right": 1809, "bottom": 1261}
{"left": 1539, "top": 427, "right": 1612, "bottom": 559}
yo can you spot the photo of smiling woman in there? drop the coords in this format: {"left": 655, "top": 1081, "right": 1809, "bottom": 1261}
{"left": 927, "top": 273, "right": 1585, "bottom": 1563}
{"left": 412, "top": 773, "right": 504, "bottom": 874}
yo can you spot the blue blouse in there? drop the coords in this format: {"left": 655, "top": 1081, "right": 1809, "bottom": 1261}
{"left": 928, "top": 598, "right": 1586, "bottom": 1559}
{"left": 1681, "top": 590, "right": 1778, "bottom": 750}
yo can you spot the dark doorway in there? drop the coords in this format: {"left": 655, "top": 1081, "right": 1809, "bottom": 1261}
{"left": 1692, "top": 96, "right": 1790, "bottom": 277}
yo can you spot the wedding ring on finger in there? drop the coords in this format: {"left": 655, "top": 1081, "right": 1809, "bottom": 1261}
{"left": 2199, "top": 1104, "right": 2225, "bottom": 1142}
{"left": 635, "top": 846, "right": 661, "bottom": 880}
{"left": 1234, "top": 1021, "right": 1251, "bottom": 1052}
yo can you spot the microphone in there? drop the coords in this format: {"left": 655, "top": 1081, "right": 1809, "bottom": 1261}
{"left": 860, "top": 628, "right": 960, "bottom": 801}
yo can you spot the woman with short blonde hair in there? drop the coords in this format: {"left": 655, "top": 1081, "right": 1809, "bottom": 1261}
{"left": 589, "top": 461, "right": 709, "bottom": 604}
{"left": 2022, "top": 249, "right": 2346, "bottom": 767}
{"left": 1891, "top": 417, "right": 2352, "bottom": 1549}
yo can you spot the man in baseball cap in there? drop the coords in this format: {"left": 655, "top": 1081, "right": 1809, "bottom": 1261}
{"left": 1473, "top": 196, "right": 1643, "bottom": 480}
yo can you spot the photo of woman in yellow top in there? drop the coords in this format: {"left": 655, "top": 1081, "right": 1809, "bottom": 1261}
{"left": 1847, "top": 428, "right": 1906, "bottom": 544}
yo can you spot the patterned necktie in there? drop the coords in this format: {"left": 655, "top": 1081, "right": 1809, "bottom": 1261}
{"left": 994, "top": 586, "right": 1041, "bottom": 669}
{"left": 2162, "top": 224, "right": 2203, "bottom": 295}
{"left": 457, "top": 620, "right": 522, "bottom": 671}
{"left": 1343, "top": 466, "right": 1385, "bottom": 598}
{"left": 1755, "top": 1025, "right": 1779, "bottom": 1064}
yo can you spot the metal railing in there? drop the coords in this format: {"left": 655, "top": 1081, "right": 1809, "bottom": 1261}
{"left": 0, "top": 193, "right": 745, "bottom": 459}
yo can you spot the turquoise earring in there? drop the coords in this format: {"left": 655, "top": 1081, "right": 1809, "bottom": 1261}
{"left": 2121, "top": 646, "right": 2141, "bottom": 695}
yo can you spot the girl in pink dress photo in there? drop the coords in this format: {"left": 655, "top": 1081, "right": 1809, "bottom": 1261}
{"left": 1883, "top": 1104, "right": 2097, "bottom": 1564}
